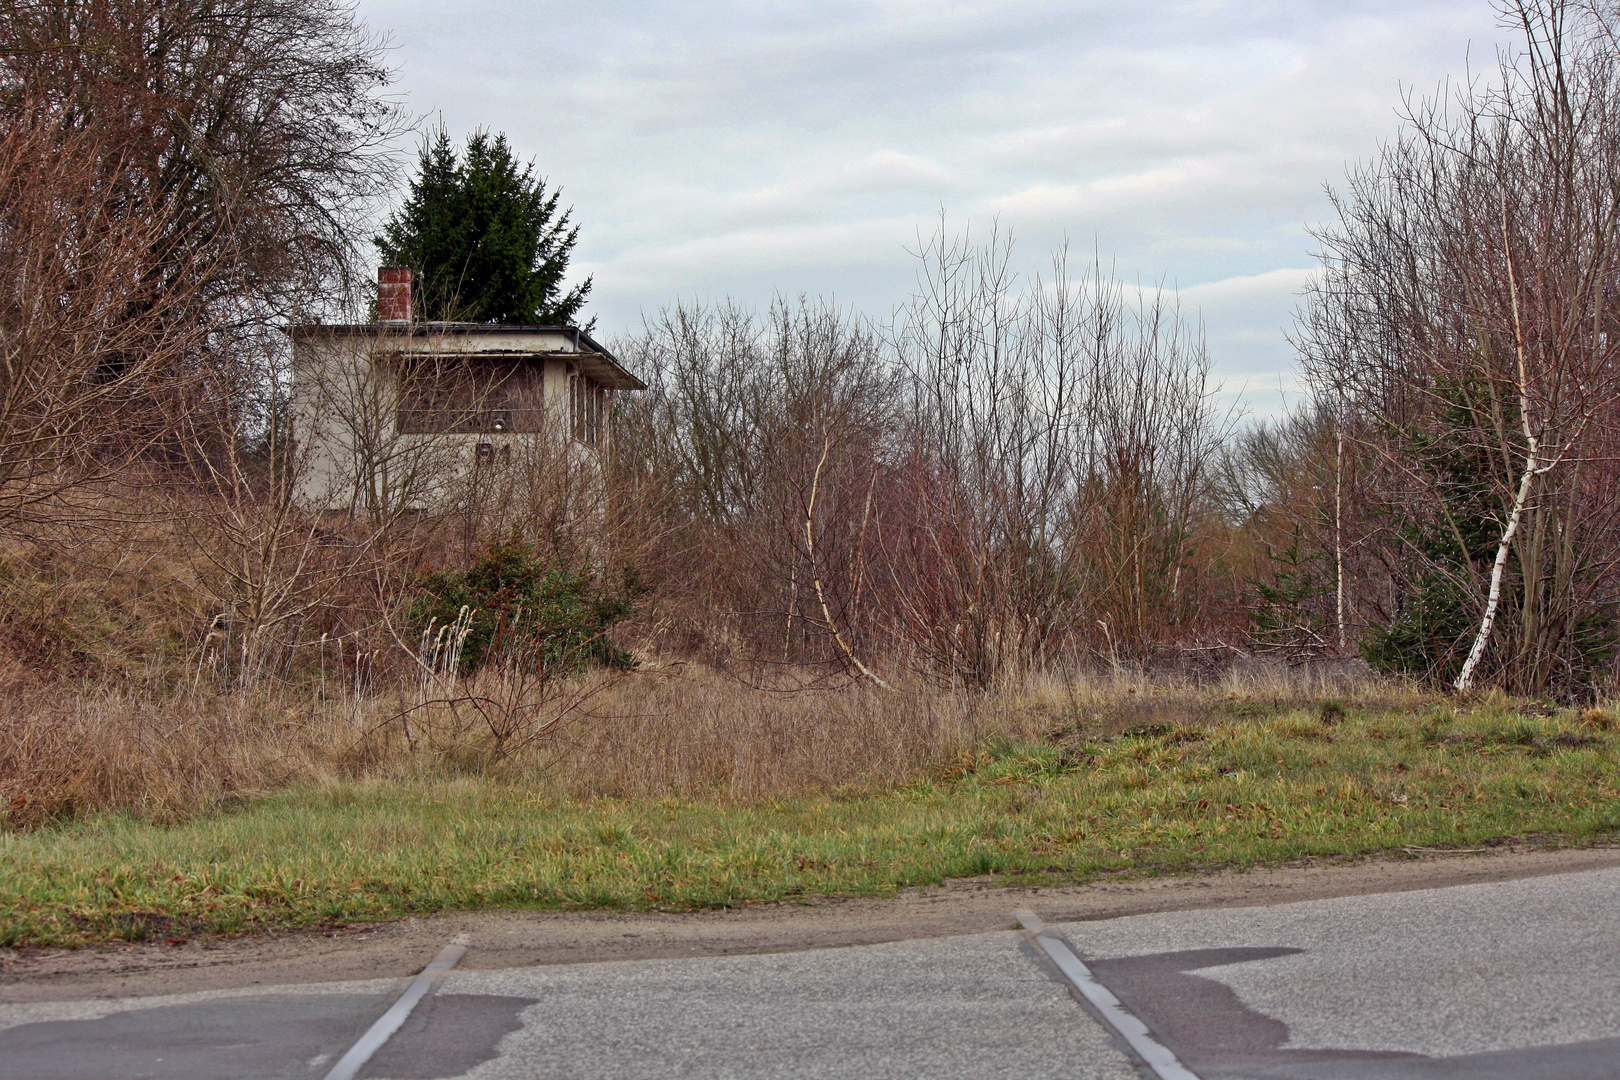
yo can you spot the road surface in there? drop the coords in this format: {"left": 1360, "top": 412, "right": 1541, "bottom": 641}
{"left": 5, "top": 864, "right": 1620, "bottom": 1079}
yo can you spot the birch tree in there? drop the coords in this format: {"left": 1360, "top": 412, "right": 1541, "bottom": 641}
{"left": 1300, "top": 0, "right": 1620, "bottom": 695}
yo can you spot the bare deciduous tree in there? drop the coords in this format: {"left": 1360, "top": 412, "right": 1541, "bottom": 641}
{"left": 890, "top": 226, "right": 1229, "bottom": 681}
{"left": 0, "top": 107, "right": 212, "bottom": 528}
{"left": 0, "top": 0, "right": 406, "bottom": 324}
{"left": 610, "top": 227, "right": 1230, "bottom": 686}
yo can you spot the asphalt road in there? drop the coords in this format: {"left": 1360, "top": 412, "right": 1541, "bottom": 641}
{"left": 1051, "top": 863, "right": 1620, "bottom": 1079}
{"left": 5, "top": 866, "right": 1620, "bottom": 1080}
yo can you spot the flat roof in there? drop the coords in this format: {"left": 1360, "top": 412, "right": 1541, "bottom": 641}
{"left": 287, "top": 322, "right": 646, "bottom": 390}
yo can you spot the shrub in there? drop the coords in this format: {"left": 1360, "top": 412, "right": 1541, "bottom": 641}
{"left": 412, "top": 543, "right": 641, "bottom": 675}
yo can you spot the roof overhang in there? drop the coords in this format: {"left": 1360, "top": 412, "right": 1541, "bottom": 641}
{"left": 286, "top": 322, "right": 646, "bottom": 390}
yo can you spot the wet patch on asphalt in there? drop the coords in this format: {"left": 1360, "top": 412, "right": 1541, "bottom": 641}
{"left": 1084, "top": 946, "right": 1620, "bottom": 1080}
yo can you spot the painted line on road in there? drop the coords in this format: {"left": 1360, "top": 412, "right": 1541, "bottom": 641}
{"left": 1015, "top": 910, "right": 1203, "bottom": 1080}
{"left": 321, "top": 934, "right": 470, "bottom": 1080}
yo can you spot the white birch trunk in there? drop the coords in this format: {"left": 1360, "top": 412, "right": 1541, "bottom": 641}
{"left": 1453, "top": 453, "right": 1536, "bottom": 692}
{"left": 1455, "top": 209, "right": 1537, "bottom": 694}
{"left": 1335, "top": 419, "right": 1346, "bottom": 651}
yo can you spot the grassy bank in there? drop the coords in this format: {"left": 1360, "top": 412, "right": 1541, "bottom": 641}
{"left": 4, "top": 693, "right": 1618, "bottom": 947}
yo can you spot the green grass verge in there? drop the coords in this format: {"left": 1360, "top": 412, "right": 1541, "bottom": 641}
{"left": 4, "top": 698, "right": 1619, "bottom": 946}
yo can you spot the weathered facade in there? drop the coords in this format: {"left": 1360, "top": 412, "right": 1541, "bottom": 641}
{"left": 290, "top": 268, "right": 643, "bottom": 513}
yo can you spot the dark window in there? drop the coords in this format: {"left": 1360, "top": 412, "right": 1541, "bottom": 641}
{"left": 569, "top": 365, "right": 608, "bottom": 445}
{"left": 395, "top": 356, "right": 546, "bottom": 434}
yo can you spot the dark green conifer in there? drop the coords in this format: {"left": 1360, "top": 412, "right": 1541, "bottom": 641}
{"left": 375, "top": 127, "right": 591, "bottom": 324}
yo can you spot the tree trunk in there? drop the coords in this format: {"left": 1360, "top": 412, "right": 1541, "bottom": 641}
{"left": 1455, "top": 456, "right": 1536, "bottom": 692}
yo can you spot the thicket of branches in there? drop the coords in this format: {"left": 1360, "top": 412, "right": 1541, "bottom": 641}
{"left": 1295, "top": 0, "right": 1620, "bottom": 697}
{"left": 611, "top": 231, "right": 1239, "bottom": 685}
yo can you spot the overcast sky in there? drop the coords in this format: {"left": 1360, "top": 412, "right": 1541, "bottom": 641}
{"left": 354, "top": 1, "right": 1515, "bottom": 415}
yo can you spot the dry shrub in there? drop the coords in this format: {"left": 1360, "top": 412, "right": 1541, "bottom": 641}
{"left": 612, "top": 239, "right": 1240, "bottom": 689}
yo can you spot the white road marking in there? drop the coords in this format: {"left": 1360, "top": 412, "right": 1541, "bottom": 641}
{"left": 1015, "top": 910, "right": 1203, "bottom": 1080}
{"left": 321, "top": 935, "right": 470, "bottom": 1080}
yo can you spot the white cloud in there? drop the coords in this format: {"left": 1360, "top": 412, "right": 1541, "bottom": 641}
{"left": 1181, "top": 266, "right": 1317, "bottom": 309}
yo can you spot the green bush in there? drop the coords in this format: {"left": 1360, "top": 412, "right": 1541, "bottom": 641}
{"left": 412, "top": 543, "right": 641, "bottom": 675}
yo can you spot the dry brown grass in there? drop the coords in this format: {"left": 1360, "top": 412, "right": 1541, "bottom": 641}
{"left": 0, "top": 674, "right": 324, "bottom": 826}
{"left": 0, "top": 474, "right": 1445, "bottom": 828}
{"left": 0, "top": 652, "right": 1443, "bottom": 828}
{"left": 343, "top": 663, "right": 1436, "bottom": 805}
{"left": 5, "top": 667, "right": 991, "bottom": 822}
{"left": 549, "top": 673, "right": 990, "bottom": 799}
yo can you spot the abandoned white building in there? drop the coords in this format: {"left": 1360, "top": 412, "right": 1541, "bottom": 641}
{"left": 289, "top": 267, "right": 644, "bottom": 512}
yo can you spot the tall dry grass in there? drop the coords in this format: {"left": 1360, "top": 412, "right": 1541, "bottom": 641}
{"left": 552, "top": 674, "right": 989, "bottom": 800}
{"left": 0, "top": 677, "right": 324, "bottom": 826}
{"left": 0, "top": 657, "right": 1430, "bottom": 827}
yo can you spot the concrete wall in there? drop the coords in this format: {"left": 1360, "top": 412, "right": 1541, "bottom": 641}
{"left": 289, "top": 327, "right": 606, "bottom": 514}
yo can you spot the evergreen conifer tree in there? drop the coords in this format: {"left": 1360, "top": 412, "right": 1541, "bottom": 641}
{"left": 375, "top": 128, "right": 591, "bottom": 324}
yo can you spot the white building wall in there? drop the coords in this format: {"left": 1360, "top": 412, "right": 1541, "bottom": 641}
{"left": 290, "top": 327, "right": 602, "bottom": 514}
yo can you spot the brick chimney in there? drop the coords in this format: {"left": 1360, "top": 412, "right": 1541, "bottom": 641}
{"left": 377, "top": 267, "right": 412, "bottom": 324}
